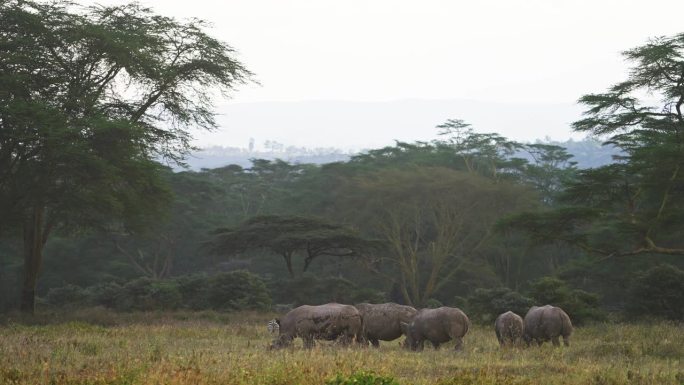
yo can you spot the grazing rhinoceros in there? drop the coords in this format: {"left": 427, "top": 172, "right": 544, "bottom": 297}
{"left": 269, "top": 303, "right": 363, "bottom": 349}
{"left": 355, "top": 302, "right": 417, "bottom": 347}
{"left": 494, "top": 311, "right": 524, "bottom": 347}
{"left": 400, "top": 307, "right": 470, "bottom": 351}
{"left": 523, "top": 305, "right": 573, "bottom": 347}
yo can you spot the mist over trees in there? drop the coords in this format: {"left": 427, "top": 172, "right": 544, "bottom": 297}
{"left": 1, "top": 3, "right": 683, "bottom": 322}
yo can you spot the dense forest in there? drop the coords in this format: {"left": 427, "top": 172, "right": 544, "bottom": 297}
{"left": 1, "top": 126, "right": 682, "bottom": 322}
{"left": 1, "top": 1, "right": 683, "bottom": 325}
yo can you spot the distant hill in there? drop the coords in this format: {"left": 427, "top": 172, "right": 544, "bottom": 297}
{"left": 181, "top": 137, "right": 620, "bottom": 171}
{"left": 182, "top": 146, "right": 353, "bottom": 170}
{"left": 191, "top": 99, "right": 587, "bottom": 151}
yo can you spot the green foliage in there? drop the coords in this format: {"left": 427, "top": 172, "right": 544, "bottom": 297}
{"left": 527, "top": 277, "right": 604, "bottom": 324}
{"left": 268, "top": 273, "right": 384, "bottom": 306}
{"left": 210, "top": 215, "right": 381, "bottom": 277}
{"left": 425, "top": 298, "right": 444, "bottom": 308}
{"left": 43, "top": 271, "right": 271, "bottom": 312}
{"left": 114, "top": 278, "right": 183, "bottom": 311}
{"left": 44, "top": 284, "right": 89, "bottom": 308}
{"left": 627, "top": 264, "right": 684, "bottom": 320}
{"left": 0, "top": 0, "right": 251, "bottom": 312}
{"left": 205, "top": 271, "right": 272, "bottom": 311}
{"left": 345, "top": 165, "right": 537, "bottom": 307}
{"left": 88, "top": 282, "right": 123, "bottom": 309}
{"left": 501, "top": 32, "right": 684, "bottom": 258}
{"left": 466, "top": 287, "right": 533, "bottom": 323}
{"left": 326, "top": 371, "right": 399, "bottom": 385}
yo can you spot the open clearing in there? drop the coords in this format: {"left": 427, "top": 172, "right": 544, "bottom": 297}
{"left": 0, "top": 310, "right": 682, "bottom": 385}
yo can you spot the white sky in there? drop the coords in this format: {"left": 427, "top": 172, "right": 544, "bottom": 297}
{"left": 80, "top": 0, "right": 684, "bottom": 148}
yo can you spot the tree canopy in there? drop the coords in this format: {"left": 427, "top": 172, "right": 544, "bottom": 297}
{"left": 0, "top": 0, "right": 251, "bottom": 312}
{"left": 209, "top": 215, "right": 381, "bottom": 277}
{"left": 501, "top": 32, "right": 684, "bottom": 258}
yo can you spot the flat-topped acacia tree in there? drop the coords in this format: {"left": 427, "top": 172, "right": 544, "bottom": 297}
{"left": 209, "top": 215, "right": 382, "bottom": 278}
{"left": 0, "top": 1, "right": 251, "bottom": 313}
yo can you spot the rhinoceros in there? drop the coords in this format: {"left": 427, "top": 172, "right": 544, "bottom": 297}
{"left": 400, "top": 307, "right": 470, "bottom": 351}
{"left": 523, "top": 305, "right": 573, "bottom": 347}
{"left": 355, "top": 302, "right": 417, "bottom": 347}
{"left": 269, "top": 303, "right": 363, "bottom": 349}
{"left": 494, "top": 311, "right": 524, "bottom": 347}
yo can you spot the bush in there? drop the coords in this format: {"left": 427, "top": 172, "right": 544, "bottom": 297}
{"left": 627, "top": 264, "right": 684, "bottom": 320}
{"left": 527, "top": 276, "right": 605, "bottom": 325}
{"left": 466, "top": 287, "right": 533, "bottom": 323}
{"left": 45, "top": 284, "right": 89, "bottom": 307}
{"left": 39, "top": 271, "right": 272, "bottom": 312}
{"left": 205, "top": 270, "right": 271, "bottom": 311}
{"left": 268, "top": 273, "right": 385, "bottom": 306}
{"left": 175, "top": 274, "right": 211, "bottom": 310}
{"left": 326, "top": 371, "right": 399, "bottom": 385}
{"left": 114, "top": 277, "right": 182, "bottom": 311}
{"left": 426, "top": 298, "right": 443, "bottom": 308}
{"left": 87, "top": 282, "right": 122, "bottom": 308}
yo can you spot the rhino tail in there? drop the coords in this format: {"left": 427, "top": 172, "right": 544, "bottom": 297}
{"left": 355, "top": 313, "right": 366, "bottom": 345}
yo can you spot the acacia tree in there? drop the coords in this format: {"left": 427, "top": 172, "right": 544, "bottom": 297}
{"left": 0, "top": 1, "right": 250, "bottom": 312}
{"left": 210, "top": 215, "right": 380, "bottom": 277}
{"left": 347, "top": 167, "right": 534, "bottom": 307}
{"left": 502, "top": 32, "right": 684, "bottom": 258}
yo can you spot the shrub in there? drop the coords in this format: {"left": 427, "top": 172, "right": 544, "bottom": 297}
{"left": 627, "top": 264, "right": 684, "bottom": 320}
{"left": 175, "top": 274, "right": 211, "bottom": 310}
{"left": 39, "top": 271, "right": 272, "bottom": 312}
{"left": 114, "top": 277, "right": 182, "bottom": 311}
{"left": 466, "top": 287, "right": 533, "bottom": 323}
{"left": 87, "top": 282, "right": 122, "bottom": 308}
{"left": 426, "top": 298, "right": 443, "bottom": 308}
{"left": 326, "top": 371, "right": 399, "bottom": 385}
{"left": 45, "top": 284, "right": 89, "bottom": 307}
{"left": 527, "top": 276, "right": 605, "bottom": 325}
{"left": 268, "top": 273, "right": 384, "bottom": 306}
{"left": 205, "top": 270, "right": 271, "bottom": 311}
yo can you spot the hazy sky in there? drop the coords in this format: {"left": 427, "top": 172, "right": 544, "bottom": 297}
{"left": 80, "top": 0, "right": 684, "bottom": 148}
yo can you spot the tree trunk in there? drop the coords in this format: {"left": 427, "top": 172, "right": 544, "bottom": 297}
{"left": 283, "top": 252, "right": 294, "bottom": 278}
{"left": 20, "top": 206, "right": 48, "bottom": 314}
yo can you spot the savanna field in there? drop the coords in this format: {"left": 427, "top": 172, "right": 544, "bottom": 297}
{"left": 0, "top": 310, "right": 682, "bottom": 385}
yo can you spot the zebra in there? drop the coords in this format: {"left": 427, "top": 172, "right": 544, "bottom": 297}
{"left": 267, "top": 318, "right": 280, "bottom": 334}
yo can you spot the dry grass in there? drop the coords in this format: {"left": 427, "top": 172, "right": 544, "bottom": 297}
{"left": 0, "top": 308, "right": 682, "bottom": 385}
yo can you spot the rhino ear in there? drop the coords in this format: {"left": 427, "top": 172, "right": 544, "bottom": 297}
{"left": 275, "top": 318, "right": 280, "bottom": 325}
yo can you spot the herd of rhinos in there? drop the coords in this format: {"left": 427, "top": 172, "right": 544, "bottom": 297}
{"left": 267, "top": 302, "right": 573, "bottom": 351}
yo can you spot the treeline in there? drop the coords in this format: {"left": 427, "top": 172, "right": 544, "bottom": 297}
{"left": 2, "top": 121, "right": 682, "bottom": 321}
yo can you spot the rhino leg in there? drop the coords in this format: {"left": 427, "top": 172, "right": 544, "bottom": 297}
{"left": 303, "top": 335, "right": 315, "bottom": 349}
{"left": 453, "top": 337, "right": 463, "bottom": 351}
{"left": 431, "top": 341, "right": 441, "bottom": 350}
{"left": 370, "top": 338, "right": 380, "bottom": 348}
{"left": 337, "top": 334, "right": 353, "bottom": 346}
{"left": 496, "top": 330, "right": 504, "bottom": 346}
{"left": 552, "top": 336, "right": 560, "bottom": 347}
{"left": 563, "top": 335, "right": 570, "bottom": 347}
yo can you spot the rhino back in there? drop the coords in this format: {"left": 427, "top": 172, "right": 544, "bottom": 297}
{"left": 415, "top": 307, "right": 469, "bottom": 343}
{"left": 357, "top": 303, "right": 417, "bottom": 341}
{"left": 495, "top": 311, "right": 523, "bottom": 340}
{"left": 524, "top": 305, "right": 569, "bottom": 339}
{"left": 280, "top": 303, "right": 361, "bottom": 338}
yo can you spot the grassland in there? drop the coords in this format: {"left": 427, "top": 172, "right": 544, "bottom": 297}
{"left": 0, "top": 308, "right": 682, "bottom": 385}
